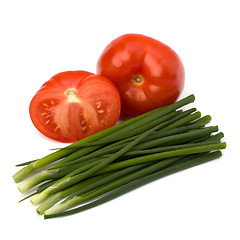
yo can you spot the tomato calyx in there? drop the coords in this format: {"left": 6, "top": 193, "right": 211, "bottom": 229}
{"left": 132, "top": 75, "right": 144, "bottom": 86}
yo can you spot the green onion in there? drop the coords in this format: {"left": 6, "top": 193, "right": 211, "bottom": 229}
{"left": 13, "top": 94, "right": 226, "bottom": 219}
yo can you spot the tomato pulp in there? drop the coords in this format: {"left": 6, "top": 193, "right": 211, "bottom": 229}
{"left": 29, "top": 71, "right": 121, "bottom": 143}
{"left": 97, "top": 34, "right": 185, "bottom": 117}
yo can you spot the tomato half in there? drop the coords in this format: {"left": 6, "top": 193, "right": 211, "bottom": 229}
{"left": 97, "top": 34, "right": 185, "bottom": 117}
{"left": 29, "top": 71, "right": 121, "bottom": 143}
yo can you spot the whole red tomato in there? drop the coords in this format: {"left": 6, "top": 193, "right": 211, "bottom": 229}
{"left": 29, "top": 71, "right": 121, "bottom": 143}
{"left": 97, "top": 34, "right": 185, "bottom": 117}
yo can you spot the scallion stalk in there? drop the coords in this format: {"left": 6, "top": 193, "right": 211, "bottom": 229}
{"left": 12, "top": 94, "right": 226, "bottom": 219}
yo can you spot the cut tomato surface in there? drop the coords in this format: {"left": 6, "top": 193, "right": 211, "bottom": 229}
{"left": 29, "top": 71, "right": 121, "bottom": 143}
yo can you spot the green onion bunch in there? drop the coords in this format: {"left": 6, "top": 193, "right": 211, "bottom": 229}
{"left": 12, "top": 94, "right": 226, "bottom": 219}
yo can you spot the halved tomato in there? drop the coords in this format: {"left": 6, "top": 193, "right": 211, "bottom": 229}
{"left": 29, "top": 71, "right": 121, "bottom": 143}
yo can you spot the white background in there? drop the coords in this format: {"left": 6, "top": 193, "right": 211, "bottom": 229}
{"left": 1, "top": 0, "right": 239, "bottom": 239}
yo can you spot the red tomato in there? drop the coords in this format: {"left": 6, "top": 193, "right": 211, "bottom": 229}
{"left": 97, "top": 34, "right": 185, "bottom": 117}
{"left": 29, "top": 71, "right": 121, "bottom": 143}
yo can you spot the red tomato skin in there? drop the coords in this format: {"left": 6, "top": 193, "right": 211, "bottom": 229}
{"left": 96, "top": 34, "right": 185, "bottom": 116}
{"left": 29, "top": 71, "right": 121, "bottom": 143}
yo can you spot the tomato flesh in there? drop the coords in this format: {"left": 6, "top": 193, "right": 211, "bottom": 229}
{"left": 96, "top": 34, "right": 185, "bottom": 117}
{"left": 29, "top": 71, "right": 121, "bottom": 143}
